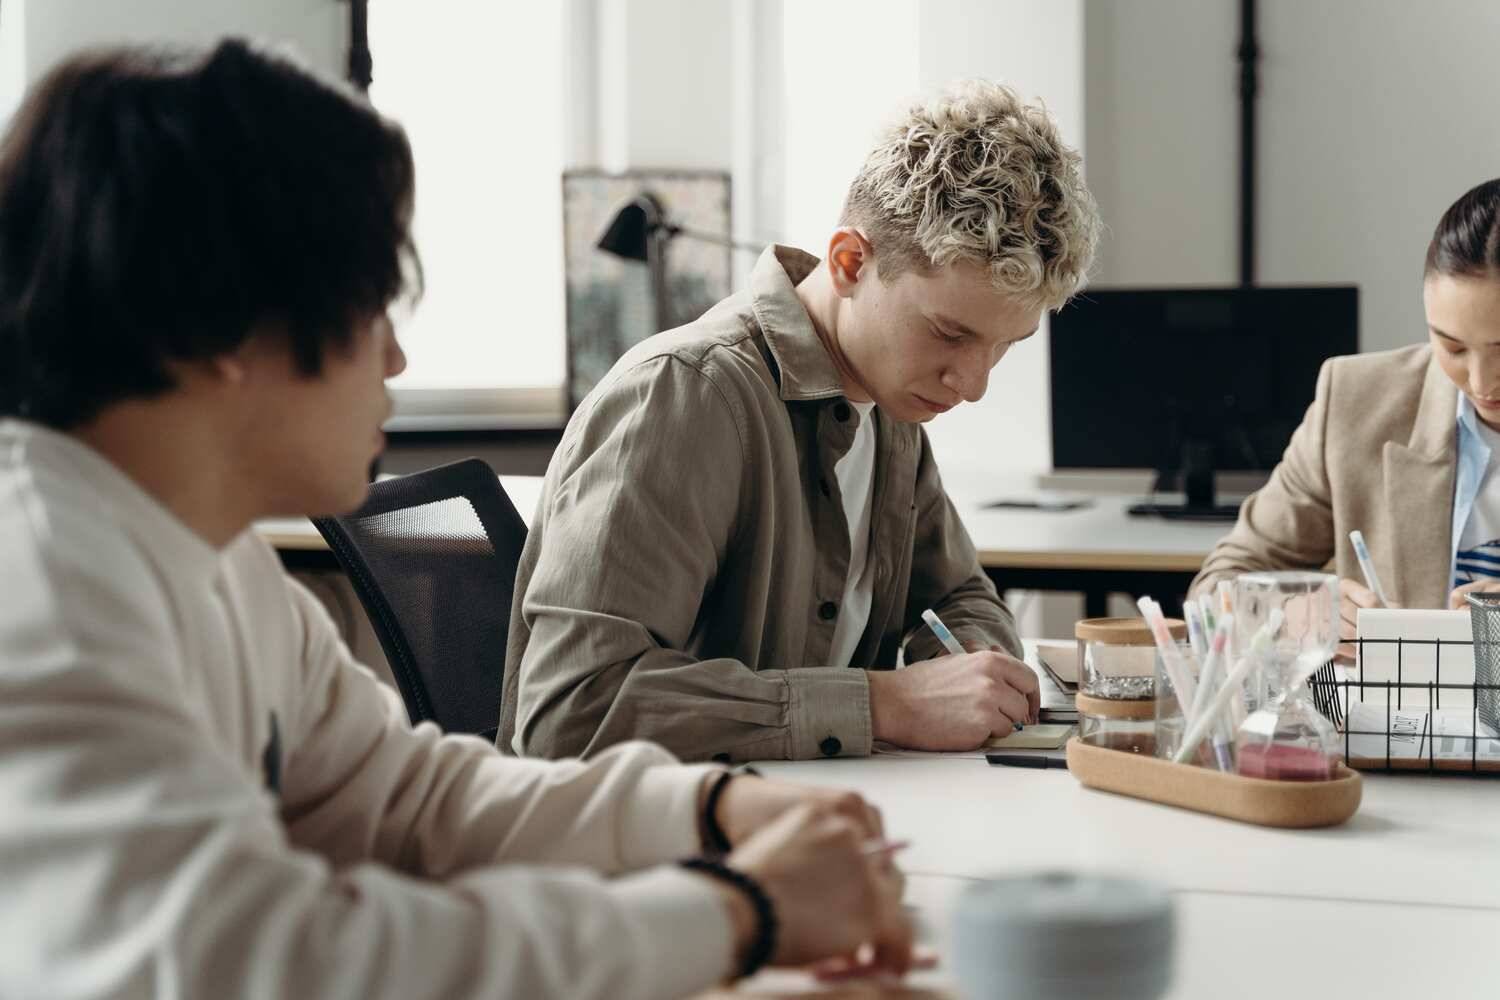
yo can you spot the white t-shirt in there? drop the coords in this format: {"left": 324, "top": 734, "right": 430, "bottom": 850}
{"left": 1456, "top": 417, "right": 1500, "bottom": 588}
{"left": 828, "top": 400, "right": 879, "bottom": 667}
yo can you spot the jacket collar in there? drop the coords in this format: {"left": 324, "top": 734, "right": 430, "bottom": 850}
{"left": 750, "top": 245, "right": 848, "bottom": 402}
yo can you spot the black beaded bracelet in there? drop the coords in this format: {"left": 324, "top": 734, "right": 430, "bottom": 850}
{"left": 679, "top": 856, "right": 778, "bottom": 979}
{"left": 701, "top": 765, "right": 761, "bottom": 855}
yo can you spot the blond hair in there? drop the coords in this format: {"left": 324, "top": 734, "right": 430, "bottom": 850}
{"left": 841, "top": 79, "right": 1099, "bottom": 311}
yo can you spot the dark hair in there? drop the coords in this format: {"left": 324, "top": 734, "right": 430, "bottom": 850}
{"left": 0, "top": 39, "right": 420, "bottom": 428}
{"left": 1425, "top": 178, "right": 1500, "bottom": 280}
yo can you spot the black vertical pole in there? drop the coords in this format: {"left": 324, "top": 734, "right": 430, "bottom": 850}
{"left": 1237, "top": 0, "right": 1260, "bottom": 287}
{"left": 348, "top": 0, "right": 373, "bottom": 92}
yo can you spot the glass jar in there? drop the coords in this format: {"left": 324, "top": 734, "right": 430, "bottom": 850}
{"left": 1077, "top": 618, "right": 1185, "bottom": 701}
{"left": 1154, "top": 640, "right": 1213, "bottom": 764}
{"left": 1078, "top": 696, "right": 1158, "bottom": 755}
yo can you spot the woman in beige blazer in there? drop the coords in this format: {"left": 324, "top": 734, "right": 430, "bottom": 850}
{"left": 1193, "top": 179, "right": 1500, "bottom": 660}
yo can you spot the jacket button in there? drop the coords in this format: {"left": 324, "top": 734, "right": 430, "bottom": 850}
{"left": 833, "top": 402, "right": 851, "bottom": 422}
{"left": 819, "top": 477, "right": 831, "bottom": 498}
{"left": 818, "top": 601, "right": 838, "bottom": 621}
{"left": 710, "top": 752, "right": 731, "bottom": 764}
{"left": 819, "top": 736, "right": 842, "bottom": 757}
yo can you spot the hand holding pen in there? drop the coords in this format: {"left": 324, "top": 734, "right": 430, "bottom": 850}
{"left": 864, "top": 609, "right": 1040, "bottom": 752}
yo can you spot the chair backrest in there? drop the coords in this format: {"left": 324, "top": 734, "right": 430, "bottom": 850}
{"left": 312, "top": 458, "right": 525, "bottom": 740}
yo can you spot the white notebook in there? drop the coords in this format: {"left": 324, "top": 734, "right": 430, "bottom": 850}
{"left": 1353, "top": 608, "right": 1474, "bottom": 708}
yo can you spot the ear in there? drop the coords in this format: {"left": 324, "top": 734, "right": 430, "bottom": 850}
{"left": 825, "top": 227, "right": 875, "bottom": 298}
{"left": 209, "top": 351, "right": 250, "bottom": 386}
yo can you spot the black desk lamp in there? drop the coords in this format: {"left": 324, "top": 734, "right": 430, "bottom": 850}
{"left": 596, "top": 192, "right": 762, "bottom": 332}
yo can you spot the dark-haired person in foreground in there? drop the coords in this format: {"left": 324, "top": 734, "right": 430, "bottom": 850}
{"left": 0, "top": 41, "right": 910, "bottom": 998}
{"left": 1193, "top": 178, "right": 1500, "bottom": 662}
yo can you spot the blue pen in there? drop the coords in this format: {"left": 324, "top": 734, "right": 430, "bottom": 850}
{"left": 1349, "top": 530, "right": 1389, "bottom": 607}
{"left": 921, "top": 608, "right": 966, "bottom": 656}
{"left": 922, "top": 608, "right": 1023, "bottom": 730}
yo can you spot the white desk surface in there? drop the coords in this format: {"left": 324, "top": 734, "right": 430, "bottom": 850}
{"left": 718, "top": 640, "right": 1500, "bottom": 996}
{"left": 725, "top": 875, "right": 1500, "bottom": 999}
{"left": 944, "top": 487, "right": 1226, "bottom": 571}
{"left": 256, "top": 474, "right": 1223, "bottom": 572}
{"left": 751, "top": 756, "right": 1500, "bottom": 911}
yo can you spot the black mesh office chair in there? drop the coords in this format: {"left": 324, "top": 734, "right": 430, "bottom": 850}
{"left": 312, "top": 459, "right": 526, "bottom": 740}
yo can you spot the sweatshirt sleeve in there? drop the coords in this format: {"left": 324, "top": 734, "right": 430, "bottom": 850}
{"left": 0, "top": 514, "right": 732, "bottom": 1000}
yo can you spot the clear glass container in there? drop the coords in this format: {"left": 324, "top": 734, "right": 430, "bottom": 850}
{"left": 1153, "top": 640, "right": 1208, "bottom": 763}
{"left": 1077, "top": 617, "right": 1186, "bottom": 701}
{"left": 1232, "top": 572, "right": 1342, "bottom": 781}
{"left": 1079, "top": 710, "right": 1157, "bottom": 756}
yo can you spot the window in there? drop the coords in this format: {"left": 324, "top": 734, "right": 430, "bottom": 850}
{"left": 369, "top": 4, "right": 568, "bottom": 428}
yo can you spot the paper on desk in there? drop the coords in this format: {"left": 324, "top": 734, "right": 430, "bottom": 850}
{"left": 1354, "top": 608, "right": 1475, "bottom": 707}
{"left": 1034, "top": 639, "right": 1078, "bottom": 690}
{"left": 1344, "top": 701, "right": 1500, "bottom": 761}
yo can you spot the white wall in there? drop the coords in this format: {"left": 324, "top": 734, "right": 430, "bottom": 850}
{"left": 595, "top": 0, "right": 732, "bottom": 172}
{"left": 1083, "top": 0, "right": 1237, "bottom": 286}
{"left": 0, "top": 0, "right": 25, "bottom": 127}
{"left": 18, "top": 0, "right": 344, "bottom": 84}
{"left": 1257, "top": 0, "right": 1500, "bottom": 351}
{"left": 1084, "top": 0, "right": 1500, "bottom": 354}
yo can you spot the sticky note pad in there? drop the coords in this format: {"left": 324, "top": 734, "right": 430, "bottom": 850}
{"left": 984, "top": 724, "right": 1076, "bottom": 750}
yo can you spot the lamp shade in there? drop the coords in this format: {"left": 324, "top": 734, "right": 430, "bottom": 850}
{"left": 595, "top": 192, "right": 668, "bottom": 263}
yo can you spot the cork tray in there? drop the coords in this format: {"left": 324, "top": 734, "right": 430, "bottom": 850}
{"left": 1066, "top": 739, "right": 1363, "bottom": 828}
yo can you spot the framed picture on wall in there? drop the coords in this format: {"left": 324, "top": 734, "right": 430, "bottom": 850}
{"left": 561, "top": 169, "right": 732, "bottom": 410}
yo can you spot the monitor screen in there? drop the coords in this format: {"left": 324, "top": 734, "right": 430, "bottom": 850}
{"left": 1049, "top": 286, "right": 1359, "bottom": 473}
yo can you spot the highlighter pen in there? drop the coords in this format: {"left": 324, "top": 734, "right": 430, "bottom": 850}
{"left": 923, "top": 608, "right": 1022, "bottom": 730}
{"left": 921, "top": 608, "right": 967, "bottom": 656}
{"left": 1348, "top": 530, "right": 1389, "bottom": 607}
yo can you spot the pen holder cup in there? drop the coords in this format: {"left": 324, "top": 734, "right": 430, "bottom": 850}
{"left": 1153, "top": 641, "right": 1205, "bottom": 763}
{"left": 1465, "top": 592, "right": 1500, "bottom": 735}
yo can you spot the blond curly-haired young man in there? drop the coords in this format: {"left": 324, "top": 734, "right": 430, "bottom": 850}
{"left": 503, "top": 80, "right": 1101, "bottom": 762}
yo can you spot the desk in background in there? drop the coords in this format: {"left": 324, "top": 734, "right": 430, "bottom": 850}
{"left": 257, "top": 475, "right": 1226, "bottom": 610}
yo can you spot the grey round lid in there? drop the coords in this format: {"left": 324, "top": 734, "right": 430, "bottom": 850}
{"left": 951, "top": 871, "right": 1175, "bottom": 1000}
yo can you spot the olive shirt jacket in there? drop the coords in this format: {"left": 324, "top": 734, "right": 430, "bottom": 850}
{"left": 500, "top": 246, "right": 1020, "bottom": 762}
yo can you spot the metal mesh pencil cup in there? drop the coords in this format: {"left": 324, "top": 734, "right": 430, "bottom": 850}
{"left": 1465, "top": 592, "right": 1500, "bottom": 734}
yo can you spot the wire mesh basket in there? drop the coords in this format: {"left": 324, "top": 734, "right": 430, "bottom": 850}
{"left": 1464, "top": 592, "right": 1500, "bottom": 734}
{"left": 1305, "top": 612, "right": 1500, "bottom": 775}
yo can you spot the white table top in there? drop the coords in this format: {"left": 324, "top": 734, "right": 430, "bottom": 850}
{"left": 732, "top": 874, "right": 1498, "bottom": 999}
{"left": 946, "top": 488, "right": 1227, "bottom": 571}
{"left": 256, "top": 474, "right": 1224, "bottom": 572}
{"left": 750, "top": 756, "right": 1500, "bottom": 911}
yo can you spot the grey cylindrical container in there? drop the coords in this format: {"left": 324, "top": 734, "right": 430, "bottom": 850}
{"left": 951, "top": 871, "right": 1174, "bottom": 1000}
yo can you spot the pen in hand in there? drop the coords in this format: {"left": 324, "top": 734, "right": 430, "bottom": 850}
{"left": 1348, "top": 530, "right": 1389, "bottom": 607}
{"left": 920, "top": 608, "right": 967, "bottom": 656}
{"left": 921, "top": 608, "right": 1024, "bottom": 730}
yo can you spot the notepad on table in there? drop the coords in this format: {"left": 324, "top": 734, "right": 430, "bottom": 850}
{"left": 984, "top": 724, "right": 1076, "bottom": 750}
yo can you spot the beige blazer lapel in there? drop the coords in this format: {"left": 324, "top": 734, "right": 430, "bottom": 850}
{"left": 1381, "top": 357, "right": 1457, "bottom": 608}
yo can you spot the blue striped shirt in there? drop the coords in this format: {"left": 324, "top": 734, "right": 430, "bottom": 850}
{"left": 1452, "top": 394, "right": 1500, "bottom": 589}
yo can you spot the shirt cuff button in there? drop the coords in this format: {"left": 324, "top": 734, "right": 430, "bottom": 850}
{"left": 819, "top": 736, "right": 842, "bottom": 757}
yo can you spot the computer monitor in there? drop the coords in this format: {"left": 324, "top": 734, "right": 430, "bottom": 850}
{"left": 1048, "top": 286, "right": 1359, "bottom": 520}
